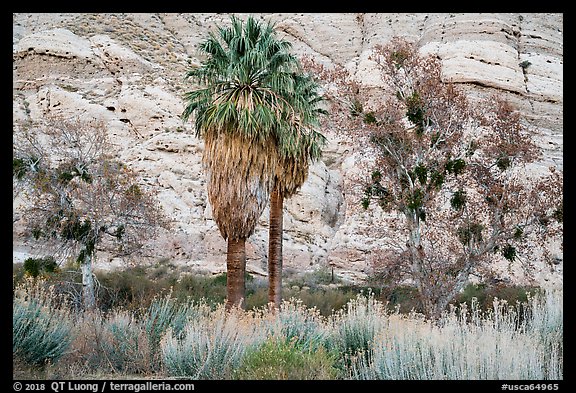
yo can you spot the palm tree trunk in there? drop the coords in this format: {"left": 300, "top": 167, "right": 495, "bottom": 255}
{"left": 226, "top": 237, "right": 246, "bottom": 310}
{"left": 268, "top": 184, "right": 284, "bottom": 309}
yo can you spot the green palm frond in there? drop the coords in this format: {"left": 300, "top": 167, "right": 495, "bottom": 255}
{"left": 182, "top": 15, "right": 329, "bottom": 229}
{"left": 183, "top": 15, "right": 300, "bottom": 137}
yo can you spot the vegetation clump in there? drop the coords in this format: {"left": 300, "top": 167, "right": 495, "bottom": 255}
{"left": 12, "top": 280, "right": 562, "bottom": 380}
{"left": 234, "top": 338, "right": 340, "bottom": 380}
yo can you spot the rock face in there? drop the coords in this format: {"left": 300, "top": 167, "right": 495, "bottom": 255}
{"left": 12, "top": 13, "right": 563, "bottom": 286}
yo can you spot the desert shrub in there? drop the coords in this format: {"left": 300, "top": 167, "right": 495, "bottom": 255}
{"left": 524, "top": 288, "right": 563, "bottom": 379}
{"left": 14, "top": 263, "right": 380, "bottom": 318}
{"left": 328, "top": 292, "right": 389, "bottom": 368}
{"left": 100, "top": 310, "right": 151, "bottom": 374}
{"left": 13, "top": 262, "right": 83, "bottom": 311}
{"left": 287, "top": 265, "right": 338, "bottom": 288}
{"left": 59, "top": 294, "right": 199, "bottom": 376}
{"left": 244, "top": 285, "right": 269, "bottom": 310}
{"left": 97, "top": 267, "right": 166, "bottom": 311}
{"left": 56, "top": 311, "right": 103, "bottom": 372}
{"left": 454, "top": 283, "right": 489, "bottom": 308}
{"left": 245, "top": 282, "right": 357, "bottom": 316}
{"left": 13, "top": 282, "right": 73, "bottom": 367}
{"left": 161, "top": 305, "right": 266, "bottom": 379}
{"left": 453, "top": 282, "right": 542, "bottom": 312}
{"left": 291, "top": 287, "right": 358, "bottom": 316}
{"left": 266, "top": 298, "right": 329, "bottom": 351}
{"left": 171, "top": 273, "right": 226, "bottom": 305}
{"left": 12, "top": 281, "right": 562, "bottom": 380}
{"left": 143, "top": 293, "right": 202, "bottom": 373}
{"left": 23, "top": 256, "right": 58, "bottom": 278}
{"left": 351, "top": 291, "right": 563, "bottom": 380}
{"left": 234, "top": 338, "right": 340, "bottom": 380}
{"left": 97, "top": 270, "right": 247, "bottom": 311}
{"left": 384, "top": 285, "right": 422, "bottom": 313}
{"left": 13, "top": 263, "right": 26, "bottom": 285}
{"left": 210, "top": 271, "right": 254, "bottom": 286}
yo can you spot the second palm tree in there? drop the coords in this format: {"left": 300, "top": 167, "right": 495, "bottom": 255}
{"left": 182, "top": 15, "right": 323, "bottom": 309}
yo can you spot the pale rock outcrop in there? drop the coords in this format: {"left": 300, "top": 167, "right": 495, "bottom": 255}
{"left": 12, "top": 13, "right": 563, "bottom": 287}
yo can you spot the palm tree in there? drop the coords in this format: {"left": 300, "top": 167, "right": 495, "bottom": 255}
{"left": 182, "top": 15, "right": 303, "bottom": 309}
{"left": 268, "top": 74, "right": 326, "bottom": 308}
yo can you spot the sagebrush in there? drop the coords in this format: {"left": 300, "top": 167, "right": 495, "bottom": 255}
{"left": 13, "top": 280, "right": 562, "bottom": 380}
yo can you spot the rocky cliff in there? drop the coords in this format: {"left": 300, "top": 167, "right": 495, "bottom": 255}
{"left": 12, "top": 13, "right": 563, "bottom": 285}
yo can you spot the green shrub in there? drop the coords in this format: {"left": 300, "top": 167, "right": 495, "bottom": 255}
{"left": 291, "top": 287, "right": 357, "bottom": 316}
{"left": 23, "top": 256, "right": 58, "bottom": 278}
{"left": 235, "top": 339, "right": 340, "bottom": 380}
{"left": 144, "top": 294, "right": 195, "bottom": 361}
{"left": 455, "top": 283, "right": 488, "bottom": 307}
{"left": 324, "top": 292, "right": 394, "bottom": 376}
{"left": 172, "top": 273, "right": 226, "bottom": 305}
{"left": 161, "top": 306, "right": 265, "bottom": 379}
{"left": 269, "top": 299, "right": 328, "bottom": 351}
{"left": 244, "top": 278, "right": 273, "bottom": 311}
{"left": 453, "top": 283, "right": 541, "bottom": 312}
{"left": 328, "top": 292, "right": 389, "bottom": 363}
{"left": 101, "top": 311, "right": 150, "bottom": 374}
{"left": 211, "top": 271, "right": 254, "bottom": 286}
{"left": 245, "top": 283, "right": 356, "bottom": 316}
{"left": 384, "top": 285, "right": 422, "bottom": 313}
{"left": 13, "top": 285, "right": 73, "bottom": 366}
{"left": 96, "top": 267, "right": 163, "bottom": 311}
{"left": 519, "top": 60, "right": 532, "bottom": 70}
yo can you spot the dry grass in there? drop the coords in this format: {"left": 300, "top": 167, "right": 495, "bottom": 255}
{"left": 13, "top": 281, "right": 562, "bottom": 380}
{"left": 350, "top": 291, "right": 563, "bottom": 380}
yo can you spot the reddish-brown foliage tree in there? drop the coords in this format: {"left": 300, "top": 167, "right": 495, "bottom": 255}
{"left": 303, "top": 38, "right": 563, "bottom": 318}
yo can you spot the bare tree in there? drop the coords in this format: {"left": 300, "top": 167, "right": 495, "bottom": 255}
{"left": 303, "top": 38, "right": 563, "bottom": 318}
{"left": 13, "top": 117, "right": 169, "bottom": 311}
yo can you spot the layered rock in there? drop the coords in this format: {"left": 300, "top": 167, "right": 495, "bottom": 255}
{"left": 12, "top": 13, "right": 563, "bottom": 286}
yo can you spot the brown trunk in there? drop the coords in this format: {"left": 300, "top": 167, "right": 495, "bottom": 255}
{"left": 268, "top": 185, "right": 284, "bottom": 309}
{"left": 226, "top": 237, "right": 246, "bottom": 310}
